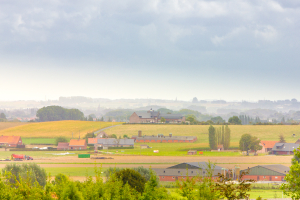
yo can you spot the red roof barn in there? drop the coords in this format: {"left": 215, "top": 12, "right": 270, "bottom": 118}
{"left": 69, "top": 139, "right": 87, "bottom": 150}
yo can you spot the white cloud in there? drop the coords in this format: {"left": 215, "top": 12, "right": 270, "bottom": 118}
{"left": 254, "top": 25, "right": 278, "bottom": 42}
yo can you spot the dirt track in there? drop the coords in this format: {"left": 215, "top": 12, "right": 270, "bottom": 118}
{"left": 0, "top": 155, "right": 292, "bottom": 170}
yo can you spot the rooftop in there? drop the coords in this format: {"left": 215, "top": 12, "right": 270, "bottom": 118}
{"left": 69, "top": 139, "right": 86, "bottom": 146}
{"left": 0, "top": 136, "right": 21, "bottom": 145}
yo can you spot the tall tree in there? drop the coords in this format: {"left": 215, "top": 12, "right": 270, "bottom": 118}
{"left": 208, "top": 125, "right": 216, "bottom": 150}
{"left": 279, "top": 134, "right": 286, "bottom": 143}
{"left": 224, "top": 125, "right": 231, "bottom": 150}
{"left": 221, "top": 125, "right": 225, "bottom": 146}
{"left": 239, "top": 134, "right": 252, "bottom": 151}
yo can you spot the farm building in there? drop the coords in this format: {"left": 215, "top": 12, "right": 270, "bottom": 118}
{"left": 132, "top": 132, "right": 197, "bottom": 143}
{"left": 129, "top": 109, "right": 185, "bottom": 123}
{"left": 241, "top": 165, "right": 290, "bottom": 181}
{"left": 217, "top": 145, "right": 224, "bottom": 151}
{"left": 272, "top": 143, "right": 299, "bottom": 155}
{"left": 69, "top": 139, "right": 87, "bottom": 150}
{"left": 153, "top": 162, "right": 224, "bottom": 182}
{"left": 57, "top": 142, "right": 69, "bottom": 150}
{"left": 0, "top": 135, "right": 23, "bottom": 147}
{"left": 257, "top": 141, "right": 278, "bottom": 153}
{"left": 295, "top": 139, "right": 300, "bottom": 144}
{"left": 187, "top": 150, "right": 197, "bottom": 155}
{"left": 90, "top": 138, "right": 134, "bottom": 148}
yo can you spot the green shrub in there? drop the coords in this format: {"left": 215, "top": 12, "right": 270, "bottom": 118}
{"left": 55, "top": 136, "right": 68, "bottom": 145}
{"left": 114, "top": 168, "right": 147, "bottom": 193}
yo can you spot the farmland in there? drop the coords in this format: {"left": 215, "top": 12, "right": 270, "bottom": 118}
{"left": 0, "top": 122, "right": 28, "bottom": 131}
{"left": 105, "top": 124, "right": 300, "bottom": 145}
{"left": 0, "top": 120, "right": 122, "bottom": 138}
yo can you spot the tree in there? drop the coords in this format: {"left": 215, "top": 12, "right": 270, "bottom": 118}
{"left": 216, "top": 127, "right": 221, "bottom": 145}
{"left": 215, "top": 169, "right": 255, "bottom": 199}
{"left": 55, "top": 136, "right": 68, "bottom": 145}
{"left": 239, "top": 134, "right": 262, "bottom": 154}
{"left": 249, "top": 136, "right": 262, "bottom": 154}
{"left": 281, "top": 148, "right": 300, "bottom": 199}
{"left": 0, "top": 113, "right": 6, "bottom": 119}
{"left": 36, "top": 106, "right": 84, "bottom": 122}
{"left": 224, "top": 125, "right": 231, "bottom": 150}
{"left": 100, "top": 116, "right": 104, "bottom": 121}
{"left": 228, "top": 116, "right": 242, "bottom": 125}
{"left": 88, "top": 114, "right": 94, "bottom": 121}
{"left": 123, "top": 134, "right": 129, "bottom": 138}
{"left": 211, "top": 116, "right": 225, "bottom": 124}
{"left": 2, "top": 163, "right": 47, "bottom": 187}
{"left": 114, "top": 168, "right": 147, "bottom": 193}
{"left": 208, "top": 125, "right": 216, "bottom": 150}
{"left": 110, "top": 134, "right": 117, "bottom": 139}
{"left": 239, "top": 134, "right": 252, "bottom": 151}
{"left": 160, "top": 117, "right": 166, "bottom": 123}
{"left": 186, "top": 115, "right": 197, "bottom": 124}
{"left": 221, "top": 125, "right": 225, "bottom": 146}
{"left": 279, "top": 134, "right": 286, "bottom": 143}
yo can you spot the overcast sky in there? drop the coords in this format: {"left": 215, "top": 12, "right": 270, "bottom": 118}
{"left": 1, "top": 0, "right": 300, "bottom": 101}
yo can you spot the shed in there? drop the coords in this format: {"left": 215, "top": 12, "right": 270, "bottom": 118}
{"left": 187, "top": 150, "right": 197, "bottom": 155}
{"left": 57, "top": 142, "right": 69, "bottom": 150}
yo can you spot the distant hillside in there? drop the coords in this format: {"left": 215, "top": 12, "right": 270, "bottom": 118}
{"left": 0, "top": 120, "right": 122, "bottom": 138}
{"left": 0, "top": 122, "right": 28, "bottom": 131}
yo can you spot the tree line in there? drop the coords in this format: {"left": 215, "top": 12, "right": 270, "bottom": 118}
{"left": 1, "top": 162, "right": 256, "bottom": 200}
{"left": 208, "top": 125, "right": 231, "bottom": 150}
{"left": 36, "top": 106, "right": 85, "bottom": 122}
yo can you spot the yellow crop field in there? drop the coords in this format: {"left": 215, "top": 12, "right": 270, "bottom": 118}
{"left": 104, "top": 124, "right": 300, "bottom": 145}
{"left": 0, "top": 122, "right": 28, "bottom": 131}
{"left": 0, "top": 120, "right": 122, "bottom": 138}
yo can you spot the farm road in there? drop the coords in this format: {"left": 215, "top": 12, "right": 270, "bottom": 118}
{"left": 94, "top": 124, "right": 122, "bottom": 134}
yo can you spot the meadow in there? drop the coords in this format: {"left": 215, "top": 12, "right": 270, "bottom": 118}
{"left": 0, "top": 121, "right": 122, "bottom": 138}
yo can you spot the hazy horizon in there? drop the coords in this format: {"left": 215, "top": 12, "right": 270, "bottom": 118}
{"left": 1, "top": 0, "right": 300, "bottom": 102}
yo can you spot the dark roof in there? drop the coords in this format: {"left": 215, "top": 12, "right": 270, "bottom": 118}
{"left": 259, "top": 165, "right": 290, "bottom": 174}
{"left": 132, "top": 135, "right": 196, "bottom": 140}
{"left": 272, "top": 143, "right": 300, "bottom": 152}
{"left": 159, "top": 114, "right": 184, "bottom": 119}
{"left": 97, "top": 138, "right": 134, "bottom": 145}
{"left": 135, "top": 111, "right": 151, "bottom": 118}
{"left": 167, "top": 162, "right": 223, "bottom": 170}
{"left": 241, "top": 164, "right": 290, "bottom": 176}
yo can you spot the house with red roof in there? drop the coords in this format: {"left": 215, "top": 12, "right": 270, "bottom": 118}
{"left": 257, "top": 141, "right": 278, "bottom": 153}
{"left": 0, "top": 136, "right": 23, "bottom": 147}
{"left": 69, "top": 139, "right": 87, "bottom": 150}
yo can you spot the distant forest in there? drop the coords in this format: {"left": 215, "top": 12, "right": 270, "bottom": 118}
{"left": 36, "top": 106, "right": 84, "bottom": 122}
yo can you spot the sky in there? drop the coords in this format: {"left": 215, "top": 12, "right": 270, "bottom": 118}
{"left": 1, "top": 0, "right": 300, "bottom": 102}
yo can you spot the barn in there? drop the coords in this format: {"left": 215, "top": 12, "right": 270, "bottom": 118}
{"left": 69, "top": 139, "right": 87, "bottom": 150}
{"left": 241, "top": 165, "right": 289, "bottom": 181}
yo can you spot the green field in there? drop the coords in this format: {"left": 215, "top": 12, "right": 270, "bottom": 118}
{"left": 167, "top": 188, "right": 288, "bottom": 199}
{"left": 0, "top": 120, "right": 122, "bottom": 138}
{"left": 22, "top": 138, "right": 56, "bottom": 145}
{"left": 44, "top": 167, "right": 107, "bottom": 177}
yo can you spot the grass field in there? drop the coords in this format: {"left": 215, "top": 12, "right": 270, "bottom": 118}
{"left": 167, "top": 188, "right": 288, "bottom": 199}
{"left": 44, "top": 167, "right": 107, "bottom": 177}
{"left": 105, "top": 124, "right": 300, "bottom": 146}
{"left": 22, "top": 138, "right": 56, "bottom": 145}
{"left": 0, "top": 122, "right": 28, "bottom": 131}
{"left": 0, "top": 121, "right": 122, "bottom": 138}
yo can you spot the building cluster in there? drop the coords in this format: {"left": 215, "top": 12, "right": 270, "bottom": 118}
{"left": 131, "top": 131, "right": 197, "bottom": 143}
{"left": 258, "top": 139, "right": 300, "bottom": 155}
{"left": 154, "top": 162, "right": 290, "bottom": 182}
{"left": 129, "top": 109, "right": 185, "bottom": 123}
{"left": 57, "top": 139, "right": 87, "bottom": 150}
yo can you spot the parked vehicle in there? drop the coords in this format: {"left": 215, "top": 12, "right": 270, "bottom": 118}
{"left": 10, "top": 154, "right": 33, "bottom": 161}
